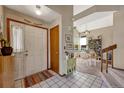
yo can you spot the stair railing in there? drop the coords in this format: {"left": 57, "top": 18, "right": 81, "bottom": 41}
{"left": 101, "top": 44, "right": 117, "bottom": 73}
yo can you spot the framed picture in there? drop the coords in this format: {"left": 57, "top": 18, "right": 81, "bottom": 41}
{"left": 66, "top": 43, "right": 73, "bottom": 50}
{"left": 65, "top": 34, "right": 72, "bottom": 43}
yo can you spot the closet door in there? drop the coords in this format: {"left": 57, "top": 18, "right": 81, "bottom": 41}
{"left": 25, "top": 25, "right": 47, "bottom": 76}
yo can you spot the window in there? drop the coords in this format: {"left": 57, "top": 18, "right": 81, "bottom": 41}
{"left": 11, "top": 25, "right": 24, "bottom": 52}
{"left": 80, "top": 36, "right": 87, "bottom": 45}
{"left": 80, "top": 36, "right": 87, "bottom": 50}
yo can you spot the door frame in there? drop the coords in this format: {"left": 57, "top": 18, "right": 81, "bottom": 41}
{"left": 50, "top": 25, "right": 59, "bottom": 73}
{"left": 6, "top": 18, "right": 49, "bottom": 70}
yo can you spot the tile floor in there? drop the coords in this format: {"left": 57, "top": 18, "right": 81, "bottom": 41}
{"left": 76, "top": 58, "right": 101, "bottom": 77}
{"left": 15, "top": 71, "right": 108, "bottom": 88}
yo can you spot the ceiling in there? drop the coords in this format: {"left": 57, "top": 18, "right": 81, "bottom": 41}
{"left": 73, "top": 5, "right": 94, "bottom": 15}
{"left": 74, "top": 11, "right": 115, "bottom": 32}
{"left": 5, "top": 5, "right": 60, "bottom": 24}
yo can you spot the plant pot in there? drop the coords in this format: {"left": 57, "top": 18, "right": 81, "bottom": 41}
{"left": 1, "top": 47, "right": 13, "bottom": 56}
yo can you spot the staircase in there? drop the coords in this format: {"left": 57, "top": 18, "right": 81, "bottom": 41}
{"left": 109, "top": 68, "right": 124, "bottom": 87}
{"left": 100, "top": 67, "right": 124, "bottom": 88}
{"left": 101, "top": 44, "right": 117, "bottom": 73}
{"left": 100, "top": 44, "right": 124, "bottom": 88}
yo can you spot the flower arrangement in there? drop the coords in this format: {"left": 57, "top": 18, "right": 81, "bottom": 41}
{"left": 0, "top": 32, "right": 13, "bottom": 56}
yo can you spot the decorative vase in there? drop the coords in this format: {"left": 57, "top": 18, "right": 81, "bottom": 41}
{"left": 1, "top": 47, "right": 13, "bottom": 56}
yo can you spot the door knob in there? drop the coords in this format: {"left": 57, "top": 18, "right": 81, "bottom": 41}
{"left": 56, "top": 52, "right": 59, "bottom": 54}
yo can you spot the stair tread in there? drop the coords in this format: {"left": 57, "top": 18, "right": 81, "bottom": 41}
{"left": 108, "top": 68, "right": 124, "bottom": 87}
{"left": 110, "top": 68, "right": 124, "bottom": 79}
{"left": 103, "top": 72, "right": 123, "bottom": 88}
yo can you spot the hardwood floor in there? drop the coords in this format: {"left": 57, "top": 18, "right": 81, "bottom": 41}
{"left": 24, "top": 70, "right": 54, "bottom": 87}
{"left": 15, "top": 70, "right": 54, "bottom": 88}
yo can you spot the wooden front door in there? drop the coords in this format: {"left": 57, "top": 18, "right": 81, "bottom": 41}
{"left": 50, "top": 25, "right": 59, "bottom": 73}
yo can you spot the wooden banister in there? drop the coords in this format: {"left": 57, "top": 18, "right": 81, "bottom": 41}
{"left": 102, "top": 44, "right": 117, "bottom": 53}
{"left": 101, "top": 44, "right": 117, "bottom": 73}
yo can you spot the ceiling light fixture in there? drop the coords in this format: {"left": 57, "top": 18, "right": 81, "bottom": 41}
{"left": 36, "top": 5, "right": 42, "bottom": 15}
{"left": 84, "top": 24, "right": 90, "bottom": 35}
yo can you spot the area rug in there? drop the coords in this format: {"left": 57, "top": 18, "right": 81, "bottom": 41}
{"left": 24, "top": 70, "right": 54, "bottom": 88}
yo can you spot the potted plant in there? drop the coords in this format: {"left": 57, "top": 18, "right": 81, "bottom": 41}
{"left": 0, "top": 38, "right": 13, "bottom": 56}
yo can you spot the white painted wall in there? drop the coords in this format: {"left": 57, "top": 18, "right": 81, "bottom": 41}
{"left": 75, "top": 14, "right": 113, "bottom": 32}
{"left": 87, "top": 26, "right": 113, "bottom": 49}
{"left": 47, "top": 5, "right": 73, "bottom": 75}
{"left": 0, "top": 6, "right": 3, "bottom": 16}
{"left": 0, "top": 6, "right": 4, "bottom": 33}
{"left": 113, "top": 7, "right": 124, "bottom": 69}
{"left": 87, "top": 14, "right": 113, "bottom": 31}
{"left": 73, "top": 29, "right": 80, "bottom": 46}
